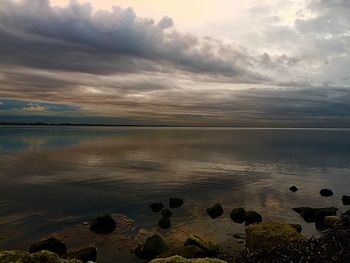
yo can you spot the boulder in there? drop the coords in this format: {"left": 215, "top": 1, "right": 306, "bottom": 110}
{"left": 184, "top": 234, "right": 219, "bottom": 256}
{"left": 230, "top": 208, "right": 246, "bottom": 224}
{"left": 89, "top": 214, "right": 116, "bottom": 234}
{"left": 245, "top": 221, "right": 306, "bottom": 250}
{"left": 29, "top": 237, "right": 67, "bottom": 256}
{"left": 320, "top": 189, "right": 333, "bottom": 197}
{"left": 0, "top": 250, "right": 81, "bottom": 263}
{"left": 150, "top": 255, "right": 227, "bottom": 262}
{"left": 67, "top": 247, "right": 97, "bottom": 262}
{"left": 289, "top": 224, "right": 302, "bottom": 233}
{"left": 206, "top": 204, "right": 223, "bottom": 219}
{"left": 293, "top": 207, "right": 338, "bottom": 223}
{"left": 244, "top": 211, "right": 262, "bottom": 226}
{"left": 143, "top": 235, "right": 169, "bottom": 259}
{"left": 162, "top": 209, "right": 172, "bottom": 218}
{"left": 150, "top": 203, "right": 164, "bottom": 212}
{"left": 289, "top": 186, "right": 298, "bottom": 192}
{"left": 342, "top": 195, "right": 350, "bottom": 205}
{"left": 324, "top": 216, "right": 339, "bottom": 228}
{"left": 169, "top": 198, "right": 184, "bottom": 209}
{"left": 159, "top": 216, "right": 171, "bottom": 229}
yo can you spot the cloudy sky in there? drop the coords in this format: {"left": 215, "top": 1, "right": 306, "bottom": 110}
{"left": 0, "top": 0, "right": 349, "bottom": 126}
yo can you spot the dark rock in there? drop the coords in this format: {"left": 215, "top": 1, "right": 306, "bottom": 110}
{"left": 244, "top": 211, "right": 262, "bottom": 226}
{"left": 206, "top": 203, "right": 223, "bottom": 219}
{"left": 161, "top": 209, "right": 172, "bottom": 218}
{"left": 230, "top": 207, "right": 246, "bottom": 223}
{"left": 290, "top": 186, "right": 298, "bottom": 192}
{"left": 169, "top": 198, "right": 183, "bottom": 209}
{"left": 68, "top": 247, "right": 97, "bottom": 262}
{"left": 320, "top": 189, "right": 333, "bottom": 197}
{"left": 293, "top": 207, "right": 338, "bottom": 223}
{"left": 158, "top": 216, "right": 171, "bottom": 229}
{"left": 143, "top": 235, "right": 169, "bottom": 259}
{"left": 289, "top": 223, "right": 302, "bottom": 233}
{"left": 184, "top": 234, "right": 219, "bottom": 256}
{"left": 29, "top": 237, "right": 67, "bottom": 256}
{"left": 89, "top": 214, "right": 116, "bottom": 234}
{"left": 150, "top": 202, "right": 164, "bottom": 212}
{"left": 342, "top": 195, "right": 350, "bottom": 205}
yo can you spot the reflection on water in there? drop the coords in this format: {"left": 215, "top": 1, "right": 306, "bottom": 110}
{"left": 0, "top": 127, "right": 350, "bottom": 261}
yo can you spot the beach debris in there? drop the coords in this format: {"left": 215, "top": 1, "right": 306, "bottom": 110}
{"left": 206, "top": 203, "right": 223, "bottom": 219}
{"left": 159, "top": 216, "right": 171, "bottom": 229}
{"left": 320, "top": 188, "right": 333, "bottom": 197}
{"left": 230, "top": 208, "right": 246, "bottom": 223}
{"left": 293, "top": 207, "right": 338, "bottom": 223}
{"left": 29, "top": 237, "right": 67, "bottom": 256}
{"left": 143, "top": 235, "right": 169, "bottom": 259}
{"left": 342, "top": 195, "right": 350, "bottom": 205}
{"left": 244, "top": 211, "right": 262, "bottom": 226}
{"left": 89, "top": 214, "right": 116, "bottom": 234}
{"left": 184, "top": 234, "right": 219, "bottom": 256}
{"left": 289, "top": 186, "right": 298, "bottom": 192}
{"left": 169, "top": 198, "right": 183, "bottom": 209}
{"left": 67, "top": 247, "right": 97, "bottom": 262}
{"left": 161, "top": 209, "right": 172, "bottom": 218}
{"left": 150, "top": 202, "right": 164, "bottom": 212}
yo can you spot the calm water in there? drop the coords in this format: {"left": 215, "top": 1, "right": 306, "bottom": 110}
{"left": 0, "top": 127, "right": 350, "bottom": 261}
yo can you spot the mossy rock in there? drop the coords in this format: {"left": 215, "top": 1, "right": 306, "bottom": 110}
{"left": 245, "top": 221, "right": 306, "bottom": 250}
{"left": 150, "top": 255, "right": 227, "bottom": 263}
{"left": 0, "top": 250, "right": 81, "bottom": 263}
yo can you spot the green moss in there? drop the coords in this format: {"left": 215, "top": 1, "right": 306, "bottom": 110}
{"left": 150, "top": 255, "right": 227, "bottom": 263}
{"left": 0, "top": 250, "right": 81, "bottom": 263}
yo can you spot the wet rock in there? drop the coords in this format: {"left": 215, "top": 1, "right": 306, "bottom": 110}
{"left": 293, "top": 207, "right": 338, "bottom": 223}
{"left": 143, "top": 234, "right": 169, "bottom": 259}
{"left": 320, "top": 189, "right": 333, "bottom": 197}
{"left": 244, "top": 211, "right": 262, "bottom": 226}
{"left": 29, "top": 237, "right": 67, "bottom": 256}
{"left": 67, "top": 247, "right": 97, "bottom": 262}
{"left": 289, "top": 186, "right": 298, "bottom": 192}
{"left": 162, "top": 209, "right": 172, "bottom": 218}
{"left": 150, "top": 255, "right": 227, "bottom": 262}
{"left": 0, "top": 250, "right": 80, "bottom": 262}
{"left": 342, "top": 195, "right": 350, "bottom": 205}
{"left": 184, "top": 234, "right": 219, "bottom": 256}
{"left": 89, "top": 214, "right": 116, "bottom": 234}
{"left": 245, "top": 221, "right": 306, "bottom": 250}
{"left": 230, "top": 208, "right": 246, "bottom": 223}
{"left": 169, "top": 198, "right": 184, "bottom": 209}
{"left": 159, "top": 216, "right": 171, "bottom": 229}
{"left": 206, "top": 204, "right": 223, "bottom": 219}
{"left": 150, "top": 203, "right": 164, "bottom": 212}
{"left": 289, "top": 223, "right": 302, "bottom": 233}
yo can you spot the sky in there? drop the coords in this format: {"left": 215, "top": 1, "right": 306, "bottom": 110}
{"left": 0, "top": 0, "right": 350, "bottom": 126}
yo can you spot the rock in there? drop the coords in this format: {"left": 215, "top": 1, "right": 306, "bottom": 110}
{"left": 143, "top": 235, "right": 169, "bottom": 259}
{"left": 233, "top": 233, "right": 245, "bottom": 239}
{"left": 342, "top": 195, "right": 350, "bottom": 205}
{"left": 162, "top": 209, "right": 172, "bottom": 218}
{"left": 89, "top": 214, "right": 116, "bottom": 234}
{"left": 159, "top": 216, "right": 171, "bottom": 229}
{"left": 67, "top": 247, "right": 97, "bottom": 262}
{"left": 0, "top": 250, "right": 81, "bottom": 263}
{"left": 206, "top": 204, "right": 223, "bottom": 219}
{"left": 29, "top": 237, "right": 67, "bottom": 256}
{"left": 320, "top": 189, "right": 333, "bottom": 197}
{"left": 184, "top": 234, "right": 219, "bottom": 256}
{"left": 150, "top": 203, "right": 164, "bottom": 212}
{"left": 245, "top": 221, "right": 306, "bottom": 250}
{"left": 169, "top": 198, "right": 184, "bottom": 209}
{"left": 289, "top": 186, "right": 298, "bottom": 192}
{"left": 230, "top": 208, "right": 246, "bottom": 223}
{"left": 289, "top": 223, "right": 302, "bottom": 233}
{"left": 293, "top": 207, "right": 338, "bottom": 223}
{"left": 324, "top": 216, "right": 339, "bottom": 228}
{"left": 244, "top": 211, "right": 262, "bottom": 226}
{"left": 159, "top": 246, "right": 206, "bottom": 259}
{"left": 150, "top": 255, "right": 227, "bottom": 262}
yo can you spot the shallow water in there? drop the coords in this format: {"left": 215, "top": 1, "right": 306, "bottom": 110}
{"left": 0, "top": 127, "right": 350, "bottom": 261}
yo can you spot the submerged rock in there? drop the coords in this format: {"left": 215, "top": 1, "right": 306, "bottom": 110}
{"left": 0, "top": 250, "right": 81, "bottom": 263}
{"left": 320, "top": 189, "right": 333, "bottom": 197}
{"left": 244, "top": 211, "right": 262, "bottom": 226}
{"left": 89, "top": 214, "right": 116, "bottom": 234}
{"left": 159, "top": 216, "right": 171, "bottom": 229}
{"left": 342, "top": 195, "right": 350, "bottom": 205}
{"left": 143, "top": 235, "right": 169, "bottom": 259}
{"left": 245, "top": 221, "right": 305, "bottom": 250}
{"left": 289, "top": 186, "right": 298, "bottom": 192}
{"left": 169, "top": 198, "right": 184, "bottom": 209}
{"left": 293, "top": 207, "right": 338, "bottom": 223}
{"left": 206, "top": 204, "right": 223, "bottom": 219}
{"left": 29, "top": 237, "right": 67, "bottom": 256}
{"left": 289, "top": 223, "right": 302, "bottom": 233}
{"left": 184, "top": 234, "right": 219, "bottom": 256}
{"left": 67, "top": 247, "right": 97, "bottom": 262}
{"left": 162, "top": 209, "right": 173, "bottom": 218}
{"left": 230, "top": 208, "right": 246, "bottom": 224}
{"left": 151, "top": 203, "right": 165, "bottom": 212}
{"left": 150, "top": 255, "right": 227, "bottom": 262}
